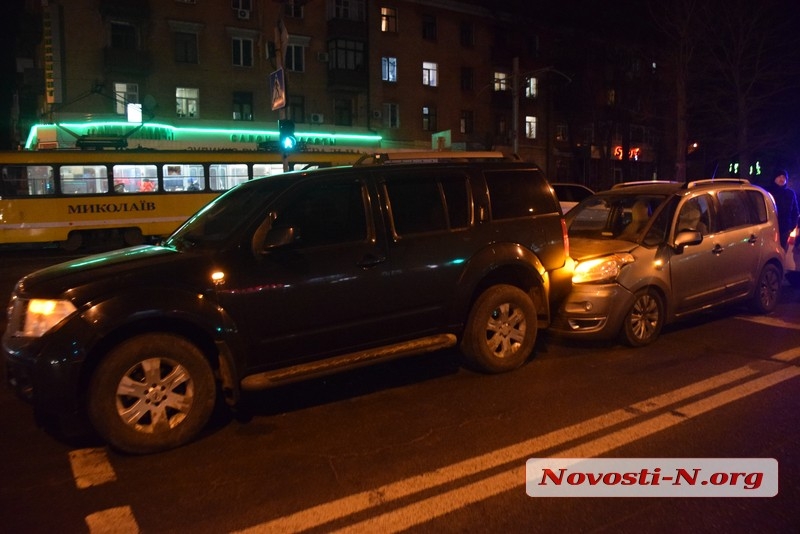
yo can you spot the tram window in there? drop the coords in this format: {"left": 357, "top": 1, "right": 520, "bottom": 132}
{"left": 113, "top": 164, "right": 158, "bottom": 193}
{"left": 1, "top": 165, "right": 54, "bottom": 196}
{"left": 253, "top": 163, "right": 285, "bottom": 178}
{"left": 210, "top": 163, "right": 248, "bottom": 191}
{"left": 163, "top": 164, "right": 206, "bottom": 191}
{"left": 61, "top": 165, "right": 109, "bottom": 194}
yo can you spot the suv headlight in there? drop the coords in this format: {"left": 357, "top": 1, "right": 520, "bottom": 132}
{"left": 20, "top": 299, "right": 77, "bottom": 337}
{"left": 573, "top": 253, "right": 635, "bottom": 284}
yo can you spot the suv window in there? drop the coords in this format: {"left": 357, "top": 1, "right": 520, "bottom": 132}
{"left": 384, "top": 171, "right": 471, "bottom": 235}
{"left": 716, "top": 190, "right": 766, "bottom": 230}
{"left": 485, "top": 169, "right": 557, "bottom": 219}
{"left": 273, "top": 179, "right": 368, "bottom": 247}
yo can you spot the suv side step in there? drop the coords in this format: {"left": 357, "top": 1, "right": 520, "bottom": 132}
{"left": 240, "top": 334, "right": 458, "bottom": 390}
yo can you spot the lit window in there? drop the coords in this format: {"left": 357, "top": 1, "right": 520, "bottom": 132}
{"left": 176, "top": 87, "right": 199, "bottom": 118}
{"left": 525, "top": 116, "right": 537, "bottom": 139}
{"left": 381, "top": 7, "right": 397, "bottom": 32}
{"left": 494, "top": 72, "right": 508, "bottom": 91}
{"left": 382, "top": 57, "right": 397, "bottom": 82}
{"left": 525, "top": 77, "right": 538, "bottom": 98}
{"left": 114, "top": 83, "right": 138, "bottom": 115}
{"left": 423, "top": 62, "right": 438, "bottom": 87}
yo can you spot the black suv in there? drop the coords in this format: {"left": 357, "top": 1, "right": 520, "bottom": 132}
{"left": 4, "top": 153, "right": 571, "bottom": 453}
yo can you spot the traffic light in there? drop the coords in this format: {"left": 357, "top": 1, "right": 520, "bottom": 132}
{"left": 278, "top": 119, "right": 297, "bottom": 152}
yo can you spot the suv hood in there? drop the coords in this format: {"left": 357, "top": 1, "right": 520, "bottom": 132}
{"left": 15, "top": 245, "right": 203, "bottom": 298}
{"left": 569, "top": 237, "right": 638, "bottom": 262}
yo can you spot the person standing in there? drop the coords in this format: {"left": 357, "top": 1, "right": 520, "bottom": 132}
{"left": 767, "top": 170, "right": 799, "bottom": 252}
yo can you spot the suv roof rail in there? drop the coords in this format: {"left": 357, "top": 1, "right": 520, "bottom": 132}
{"left": 355, "top": 151, "right": 518, "bottom": 166}
{"left": 685, "top": 178, "right": 750, "bottom": 188}
{"left": 611, "top": 180, "right": 679, "bottom": 189}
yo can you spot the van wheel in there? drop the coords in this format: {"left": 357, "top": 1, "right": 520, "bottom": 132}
{"left": 750, "top": 263, "right": 781, "bottom": 314}
{"left": 87, "top": 333, "right": 216, "bottom": 454}
{"left": 621, "top": 288, "right": 664, "bottom": 347}
{"left": 461, "top": 285, "right": 537, "bottom": 373}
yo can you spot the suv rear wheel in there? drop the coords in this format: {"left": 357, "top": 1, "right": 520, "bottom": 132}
{"left": 87, "top": 333, "right": 217, "bottom": 454}
{"left": 749, "top": 263, "right": 781, "bottom": 313}
{"left": 461, "top": 284, "right": 538, "bottom": 373}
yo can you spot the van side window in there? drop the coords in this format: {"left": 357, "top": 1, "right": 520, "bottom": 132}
{"left": 484, "top": 169, "right": 557, "bottom": 219}
{"left": 384, "top": 172, "right": 471, "bottom": 235}
{"left": 716, "top": 190, "right": 756, "bottom": 230}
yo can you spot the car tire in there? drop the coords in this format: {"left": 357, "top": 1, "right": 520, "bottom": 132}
{"left": 750, "top": 263, "right": 781, "bottom": 314}
{"left": 461, "top": 284, "right": 537, "bottom": 373}
{"left": 87, "top": 333, "right": 217, "bottom": 454}
{"left": 621, "top": 288, "right": 664, "bottom": 347}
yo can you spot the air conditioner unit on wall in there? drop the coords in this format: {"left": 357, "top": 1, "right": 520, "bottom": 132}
{"left": 310, "top": 113, "right": 324, "bottom": 124}
{"left": 237, "top": 9, "right": 250, "bottom": 20}
{"left": 372, "top": 110, "right": 382, "bottom": 119}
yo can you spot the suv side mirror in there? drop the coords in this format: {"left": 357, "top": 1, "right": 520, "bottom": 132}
{"left": 674, "top": 230, "right": 702, "bottom": 252}
{"left": 263, "top": 226, "right": 298, "bottom": 250}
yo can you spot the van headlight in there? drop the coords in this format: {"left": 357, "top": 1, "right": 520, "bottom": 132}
{"left": 19, "top": 299, "right": 77, "bottom": 337}
{"left": 573, "top": 253, "right": 635, "bottom": 284}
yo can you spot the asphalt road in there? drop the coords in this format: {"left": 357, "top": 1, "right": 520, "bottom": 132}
{"left": 1, "top": 250, "right": 799, "bottom": 533}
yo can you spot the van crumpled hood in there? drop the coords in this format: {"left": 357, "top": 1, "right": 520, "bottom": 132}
{"left": 568, "top": 237, "right": 638, "bottom": 262}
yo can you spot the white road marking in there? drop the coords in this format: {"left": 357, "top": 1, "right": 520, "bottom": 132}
{"left": 85, "top": 506, "right": 140, "bottom": 533}
{"left": 69, "top": 448, "right": 117, "bottom": 489}
{"left": 235, "top": 352, "right": 800, "bottom": 533}
{"left": 735, "top": 315, "right": 800, "bottom": 331}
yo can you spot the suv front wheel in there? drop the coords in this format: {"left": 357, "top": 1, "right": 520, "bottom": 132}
{"left": 87, "top": 333, "right": 217, "bottom": 454}
{"left": 461, "top": 284, "right": 538, "bottom": 373}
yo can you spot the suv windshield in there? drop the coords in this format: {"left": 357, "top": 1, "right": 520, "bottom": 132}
{"left": 567, "top": 193, "right": 667, "bottom": 242}
{"left": 165, "top": 178, "right": 283, "bottom": 250}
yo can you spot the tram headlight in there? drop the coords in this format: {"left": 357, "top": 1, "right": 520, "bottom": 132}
{"left": 21, "top": 299, "right": 77, "bottom": 337}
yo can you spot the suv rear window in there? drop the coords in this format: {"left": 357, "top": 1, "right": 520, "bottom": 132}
{"left": 484, "top": 169, "right": 557, "bottom": 219}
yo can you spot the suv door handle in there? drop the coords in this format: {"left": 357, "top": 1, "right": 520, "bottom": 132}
{"left": 712, "top": 244, "right": 724, "bottom": 255}
{"left": 357, "top": 253, "right": 387, "bottom": 268}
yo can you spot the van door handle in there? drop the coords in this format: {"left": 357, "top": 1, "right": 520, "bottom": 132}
{"left": 357, "top": 253, "right": 387, "bottom": 268}
{"left": 712, "top": 244, "right": 724, "bottom": 255}
{"left": 747, "top": 234, "right": 758, "bottom": 244}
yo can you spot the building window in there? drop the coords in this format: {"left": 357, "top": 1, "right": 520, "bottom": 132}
{"left": 174, "top": 32, "right": 198, "bottom": 64}
{"left": 284, "top": 0, "right": 304, "bottom": 18}
{"left": 525, "top": 116, "right": 537, "bottom": 139}
{"left": 232, "top": 38, "right": 254, "bottom": 67}
{"left": 334, "top": 98, "right": 353, "bottom": 126}
{"left": 460, "top": 67, "right": 474, "bottom": 91}
{"left": 381, "top": 57, "right": 397, "bottom": 82}
{"left": 383, "top": 103, "right": 400, "bottom": 128}
{"left": 460, "top": 110, "right": 474, "bottom": 134}
{"left": 329, "top": 0, "right": 365, "bottom": 21}
{"left": 381, "top": 7, "right": 397, "bottom": 32}
{"left": 555, "top": 124, "right": 568, "bottom": 141}
{"left": 232, "top": 0, "right": 252, "bottom": 10}
{"left": 329, "top": 39, "right": 365, "bottom": 70}
{"left": 422, "top": 106, "right": 437, "bottom": 132}
{"left": 176, "top": 87, "right": 199, "bottom": 118}
{"left": 110, "top": 22, "right": 137, "bottom": 50}
{"left": 422, "top": 15, "right": 437, "bottom": 40}
{"left": 114, "top": 83, "right": 138, "bottom": 114}
{"left": 423, "top": 61, "right": 438, "bottom": 87}
{"left": 525, "top": 77, "right": 538, "bottom": 98}
{"left": 493, "top": 72, "right": 509, "bottom": 91}
{"left": 232, "top": 91, "right": 253, "bottom": 120}
{"left": 460, "top": 22, "right": 474, "bottom": 47}
{"left": 288, "top": 95, "right": 305, "bottom": 123}
{"left": 286, "top": 44, "right": 305, "bottom": 72}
